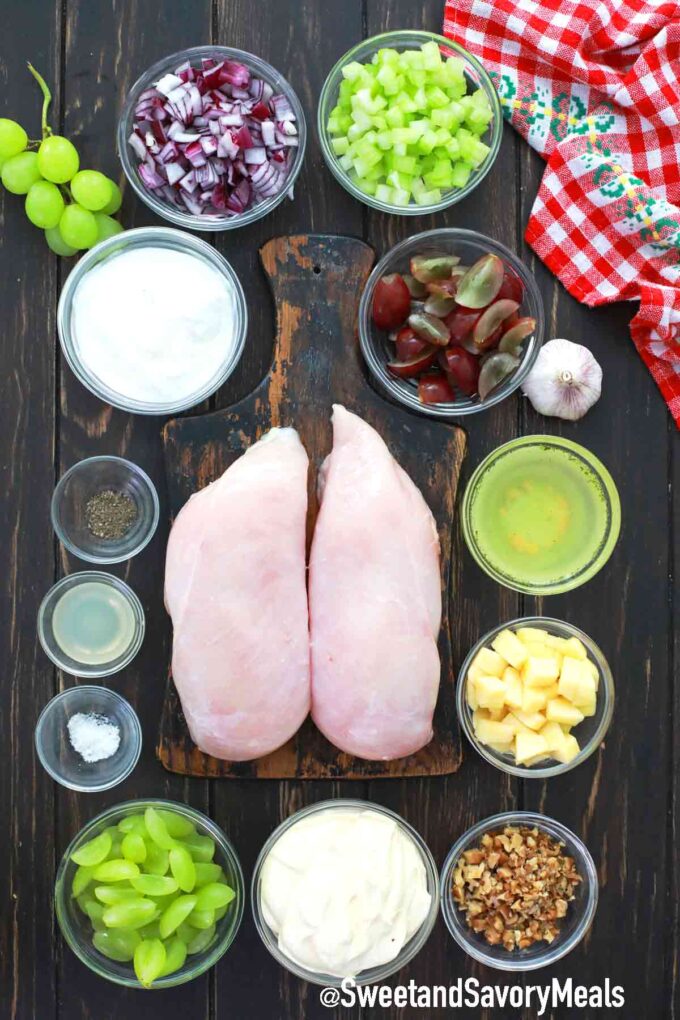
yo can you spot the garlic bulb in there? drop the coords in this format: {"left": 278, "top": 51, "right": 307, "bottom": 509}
{"left": 522, "top": 339, "right": 602, "bottom": 420}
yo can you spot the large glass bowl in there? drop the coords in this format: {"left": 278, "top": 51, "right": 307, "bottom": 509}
{"left": 440, "top": 811, "right": 598, "bottom": 971}
{"left": 457, "top": 616, "right": 615, "bottom": 779}
{"left": 55, "top": 799, "right": 245, "bottom": 988}
{"left": 318, "top": 30, "right": 502, "bottom": 215}
{"left": 251, "top": 799, "right": 439, "bottom": 986}
{"left": 118, "top": 46, "right": 306, "bottom": 231}
{"left": 57, "top": 226, "right": 247, "bottom": 415}
{"left": 359, "top": 228, "right": 544, "bottom": 417}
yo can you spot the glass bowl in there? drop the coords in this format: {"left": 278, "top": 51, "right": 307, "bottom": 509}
{"left": 461, "top": 435, "right": 621, "bottom": 593}
{"left": 251, "top": 799, "right": 439, "bottom": 986}
{"left": 37, "top": 571, "right": 145, "bottom": 678}
{"left": 117, "top": 45, "right": 306, "bottom": 231}
{"left": 55, "top": 799, "right": 245, "bottom": 988}
{"left": 358, "top": 228, "right": 544, "bottom": 417}
{"left": 57, "top": 226, "right": 248, "bottom": 415}
{"left": 318, "top": 30, "right": 502, "bottom": 215}
{"left": 457, "top": 616, "right": 614, "bottom": 779}
{"left": 51, "top": 456, "right": 159, "bottom": 564}
{"left": 35, "top": 685, "right": 142, "bottom": 791}
{"left": 440, "top": 811, "right": 598, "bottom": 971}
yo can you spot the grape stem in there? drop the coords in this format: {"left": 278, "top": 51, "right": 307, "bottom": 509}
{"left": 27, "top": 62, "right": 53, "bottom": 138}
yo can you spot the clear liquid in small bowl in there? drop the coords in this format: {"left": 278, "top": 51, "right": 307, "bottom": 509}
{"left": 52, "top": 581, "right": 136, "bottom": 665}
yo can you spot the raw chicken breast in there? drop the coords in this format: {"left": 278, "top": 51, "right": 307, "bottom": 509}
{"left": 165, "top": 427, "right": 311, "bottom": 761}
{"left": 309, "top": 405, "right": 441, "bottom": 760}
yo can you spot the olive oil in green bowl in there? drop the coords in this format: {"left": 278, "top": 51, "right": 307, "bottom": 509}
{"left": 462, "top": 436, "right": 621, "bottom": 595}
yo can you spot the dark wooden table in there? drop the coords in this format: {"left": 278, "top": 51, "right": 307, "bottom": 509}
{"left": 1, "top": 2, "right": 677, "bottom": 1018}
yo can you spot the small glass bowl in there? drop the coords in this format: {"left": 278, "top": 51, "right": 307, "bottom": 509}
{"left": 461, "top": 435, "right": 622, "bottom": 593}
{"left": 117, "top": 46, "right": 306, "bottom": 231}
{"left": 55, "top": 799, "right": 245, "bottom": 988}
{"left": 51, "top": 456, "right": 159, "bottom": 564}
{"left": 37, "top": 571, "right": 145, "bottom": 678}
{"left": 440, "top": 811, "right": 598, "bottom": 971}
{"left": 251, "top": 799, "right": 439, "bottom": 986}
{"left": 35, "top": 686, "right": 142, "bottom": 791}
{"left": 457, "top": 616, "right": 615, "bottom": 779}
{"left": 318, "top": 30, "right": 502, "bottom": 215}
{"left": 57, "top": 226, "right": 248, "bottom": 415}
{"left": 358, "top": 228, "right": 544, "bottom": 417}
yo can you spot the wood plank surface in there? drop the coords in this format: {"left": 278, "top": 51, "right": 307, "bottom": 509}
{"left": 0, "top": 0, "right": 676, "bottom": 1018}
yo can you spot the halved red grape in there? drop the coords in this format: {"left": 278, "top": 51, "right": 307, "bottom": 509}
{"left": 498, "top": 316, "right": 536, "bottom": 353}
{"left": 455, "top": 254, "right": 504, "bottom": 309}
{"left": 496, "top": 270, "right": 524, "bottom": 304}
{"left": 444, "top": 307, "right": 481, "bottom": 344}
{"left": 408, "top": 312, "right": 450, "bottom": 346}
{"left": 478, "top": 352, "right": 520, "bottom": 400}
{"left": 418, "top": 373, "right": 455, "bottom": 404}
{"left": 410, "top": 254, "right": 460, "bottom": 284}
{"left": 439, "top": 347, "right": 480, "bottom": 396}
{"left": 402, "top": 273, "right": 427, "bottom": 298}
{"left": 424, "top": 294, "right": 456, "bottom": 318}
{"left": 395, "top": 327, "right": 429, "bottom": 361}
{"left": 387, "top": 347, "right": 438, "bottom": 378}
{"left": 473, "top": 299, "right": 520, "bottom": 350}
{"left": 372, "top": 274, "right": 411, "bottom": 330}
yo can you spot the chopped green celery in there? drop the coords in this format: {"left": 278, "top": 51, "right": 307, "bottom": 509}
{"left": 408, "top": 118, "right": 430, "bottom": 138}
{"left": 417, "top": 130, "right": 438, "bottom": 155}
{"left": 375, "top": 47, "right": 400, "bottom": 65}
{"left": 363, "top": 162, "right": 386, "bottom": 181}
{"left": 338, "top": 79, "right": 354, "bottom": 102}
{"left": 392, "top": 153, "right": 417, "bottom": 174}
{"left": 374, "top": 184, "right": 393, "bottom": 204}
{"left": 467, "top": 106, "right": 493, "bottom": 134}
{"left": 430, "top": 108, "right": 454, "bottom": 129}
{"left": 451, "top": 161, "right": 472, "bottom": 187}
{"left": 434, "top": 127, "right": 452, "bottom": 146}
{"left": 331, "top": 137, "right": 349, "bottom": 156}
{"left": 444, "top": 137, "right": 461, "bottom": 160}
{"left": 444, "top": 57, "right": 467, "bottom": 82}
{"left": 341, "top": 61, "right": 367, "bottom": 81}
{"left": 424, "top": 168, "right": 454, "bottom": 190}
{"left": 412, "top": 86, "right": 428, "bottom": 109}
{"left": 357, "top": 178, "right": 378, "bottom": 196}
{"left": 390, "top": 126, "right": 416, "bottom": 146}
{"left": 385, "top": 107, "right": 405, "bottom": 129}
{"left": 406, "top": 68, "right": 427, "bottom": 88}
{"left": 386, "top": 170, "right": 413, "bottom": 193}
{"left": 414, "top": 186, "right": 442, "bottom": 205}
{"left": 391, "top": 186, "right": 411, "bottom": 206}
{"left": 353, "top": 155, "right": 379, "bottom": 178}
{"left": 445, "top": 79, "right": 468, "bottom": 101}
{"left": 425, "top": 86, "right": 450, "bottom": 109}
{"left": 420, "top": 40, "right": 443, "bottom": 70}
{"left": 372, "top": 115, "right": 388, "bottom": 132}
{"left": 354, "top": 142, "right": 381, "bottom": 166}
{"left": 376, "top": 64, "right": 400, "bottom": 93}
{"left": 411, "top": 176, "right": 426, "bottom": 198}
{"left": 376, "top": 131, "right": 393, "bottom": 151}
{"left": 347, "top": 122, "right": 369, "bottom": 142}
{"left": 392, "top": 142, "right": 407, "bottom": 157}
{"left": 393, "top": 91, "right": 417, "bottom": 114}
{"left": 338, "top": 153, "right": 354, "bottom": 172}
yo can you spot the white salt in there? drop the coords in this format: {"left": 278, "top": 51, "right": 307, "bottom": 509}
{"left": 68, "top": 712, "right": 121, "bottom": 763}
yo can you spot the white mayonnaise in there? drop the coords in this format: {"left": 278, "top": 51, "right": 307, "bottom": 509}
{"left": 260, "top": 807, "right": 432, "bottom": 977}
{"left": 71, "top": 246, "right": 237, "bottom": 406}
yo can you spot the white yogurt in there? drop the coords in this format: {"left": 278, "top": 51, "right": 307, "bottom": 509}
{"left": 260, "top": 807, "right": 432, "bottom": 978}
{"left": 71, "top": 246, "right": 237, "bottom": 406}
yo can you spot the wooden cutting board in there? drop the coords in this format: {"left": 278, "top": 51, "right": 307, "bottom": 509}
{"left": 158, "top": 234, "right": 467, "bottom": 779}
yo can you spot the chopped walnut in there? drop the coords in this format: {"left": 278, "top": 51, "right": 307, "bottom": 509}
{"left": 451, "top": 825, "right": 582, "bottom": 952}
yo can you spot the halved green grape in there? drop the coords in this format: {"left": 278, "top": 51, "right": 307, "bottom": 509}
{"left": 94, "top": 885, "right": 139, "bottom": 905}
{"left": 187, "top": 923, "right": 216, "bottom": 955}
{"left": 169, "top": 846, "right": 196, "bottom": 893}
{"left": 138, "top": 920, "right": 162, "bottom": 940}
{"left": 144, "top": 807, "right": 176, "bottom": 851}
{"left": 158, "top": 936, "right": 187, "bottom": 978}
{"left": 182, "top": 833, "right": 215, "bottom": 863}
{"left": 121, "top": 832, "right": 147, "bottom": 864}
{"left": 143, "top": 845, "right": 170, "bottom": 876}
{"left": 117, "top": 813, "right": 147, "bottom": 835}
{"left": 131, "top": 874, "right": 178, "bottom": 897}
{"left": 58, "top": 203, "right": 98, "bottom": 250}
{"left": 2, "top": 151, "right": 42, "bottom": 195}
{"left": 0, "top": 119, "right": 28, "bottom": 160}
{"left": 194, "top": 882, "right": 235, "bottom": 913}
{"left": 159, "top": 810, "right": 196, "bottom": 840}
{"left": 213, "top": 904, "right": 228, "bottom": 921}
{"left": 70, "top": 169, "right": 114, "bottom": 211}
{"left": 193, "top": 863, "right": 222, "bottom": 887}
{"left": 93, "top": 212, "right": 123, "bottom": 243}
{"left": 71, "top": 831, "right": 113, "bottom": 867}
{"left": 188, "top": 908, "right": 214, "bottom": 931}
{"left": 37, "top": 135, "right": 79, "bottom": 184}
{"left": 78, "top": 895, "right": 106, "bottom": 929}
{"left": 71, "top": 865, "right": 95, "bottom": 897}
{"left": 134, "top": 938, "right": 166, "bottom": 988}
{"left": 174, "top": 921, "right": 196, "bottom": 944}
{"left": 158, "top": 894, "right": 197, "bottom": 939}
{"left": 93, "top": 928, "right": 140, "bottom": 963}
{"left": 92, "top": 859, "right": 140, "bottom": 883}
{"left": 102, "top": 898, "right": 158, "bottom": 930}
{"left": 100, "top": 180, "right": 122, "bottom": 215}
{"left": 25, "top": 180, "right": 64, "bottom": 228}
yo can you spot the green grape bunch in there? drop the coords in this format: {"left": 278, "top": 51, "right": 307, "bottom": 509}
{"left": 0, "top": 63, "right": 124, "bottom": 256}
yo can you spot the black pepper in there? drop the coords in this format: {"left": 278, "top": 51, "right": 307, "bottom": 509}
{"left": 85, "top": 489, "right": 137, "bottom": 540}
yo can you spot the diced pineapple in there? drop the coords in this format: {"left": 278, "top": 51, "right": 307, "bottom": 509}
{"left": 543, "top": 634, "right": 572, "bottom": 654}
{"left": 475, "top": 718, "right": 515, "bottom": 747}
{"left": 472, "top": 708, "right": 490, "bottom": 730}
{"left": 539, "top": 720, "right": 567, "bottom": 754}
{"left": 558, "top": 656, "right": 597, "bottom": 706}
{"left": 502, "top": 666, "right": 523, "bottom": 710}
{"left": 577, "top": 696, "right": 597, "bottom": 718}
{"left": 471, "top": 647, "right": 506, "bottom": 678}
{"left": 546, "top": 697, "right": 585, "bottom": 727}
{"left": 512, "top": 708, "right": 547, "bottom": 732}
{"left": 488, "top": 706, "right": 506, "bottom": 721}
{"left": 522, "top": 656, "right": 560, "bottom": 688}
{"left": 542, "top": 683, "right": 560, "bottom": 702}
{"left": 522, "top": 641, "right": 553, "bottom": 659}
{"left": 515, "top": 626, "right": 550, "bottom": 644}
{"left": 515, "top": 730, "right": 549, "bottom": 765}
{"left": 505, "top": 713, "right": 538, "bottom": 738}
{"left": 491, "top": 629, "right": 528, "bottom": 670}
{"left": 488, "top": 741, "right": 514, "bottom": 754}
{"left": 521, "top": 686, "right": 549, "bottom": 714}
{"left": 564, "top": 636, "right": 587, "bottom": 659}
{"left": 466, "top": 676, "right": 479, "bottom": 710}
{"left": 475, "top": 675, "right": 506, "bottom": 709}
{"left": 583, "top": 657, "right": 600, "bottom": 689}
{"left": 553, "top": 733, "right": 580, "bottom": 764}
{"left": 467, "top": 660, "right": 484, "bottom": 684}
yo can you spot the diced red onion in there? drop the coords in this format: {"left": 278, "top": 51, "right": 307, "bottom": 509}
{"left": 271, "top": 93, "right": 295, "bottom": 122}
{"left": 155, "top": 73, "right": 183, "bottom": 97}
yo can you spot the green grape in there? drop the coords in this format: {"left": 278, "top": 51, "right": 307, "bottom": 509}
{"left": 194, "top": 882, "right": 235, "bottom": 913}
{"left": 213, "top": 904, "right": 228, "bottom": 921}
{"left": 71, "top": 864, "right": 95, "bottom": 897}
{"left": 131, "top": 874, "right": 178, "bottom": 897}
{"left": 93, "top": 928, "right": 140, "bottom": 963}
{"left": 169, "top": 845, "right": 196, "bottom": 893}
{"left": 102, "top": 898, "right": 158, "bottom": 930}
{"left": 134, "top": 939, "right": 166, "bottom": 988}
{"left": 144, "top": 807, "right": 176, "bottom": 851}
{"left": 37, "top": 135, "right": 79, "bottom": 183}
{"left": 92, "top": 858, "right": 140, "bottom": 883}
{"left": 121, "top": 832, "right": 147, "bottom": 864}
{"left": 187, "top": 923, "right": 216, "bottom": 955}
{"left": 93, "top": 212, "right": 123, "bottom": 243}
{"left": 182, "top": 833, "right": 216, "bottom": 863}
{"left": 71, "top": 169, "right": 114, "bottom": 211}
{"left": 158, "top": 894, "right": 197, "bottom": 939}
{"left": 71, "top": 831, "right": 112, "bottom": 867}
{"left": 158, "top": 936, "right": 187, "bottom": 978}
{"left": 94, "top": 885, "right": 139, "bottom": 905}
{"left": 193, "top": 863, "right": 222, "bottom": 887}
{"left": 118, "top": 813, "right": 147, "bottom": 835}
{"left": 78, "top": 895, "right": 106, "bottom": 928}
{"left": 138, "top": 920, "right": 162, "bottom": 940}
{"left": 143, "top": 845, "right": 170, "bottom": 876}
{"left": 45, "top": 226, "right": 77, "bottom": 256}
{"left": 159, "top": 810, "right": 196, "bottom": 840}
{"left": 187, "top": 908, "right": 214, "bottom": 931}
{"left": 0, "top": 119, "right": 28, "bottom": 160}
{"left": 25, "top": 180, "right": 64, "bottom": 228}
{"left": 2, "top": 151, "right": 43, "bottom": 194}
{"left": 100, "top": 180, "right": 122, "bottom": 215}
{"left": 58, "top": 203, "right": 98, "bottom": 249}
{"left": 174, "top": 920, "right": 195, "bottom": 944}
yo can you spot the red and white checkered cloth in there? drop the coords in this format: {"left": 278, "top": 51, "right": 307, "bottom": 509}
{"left": 443, "top": 0, "right": 680, "bottom": 426}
